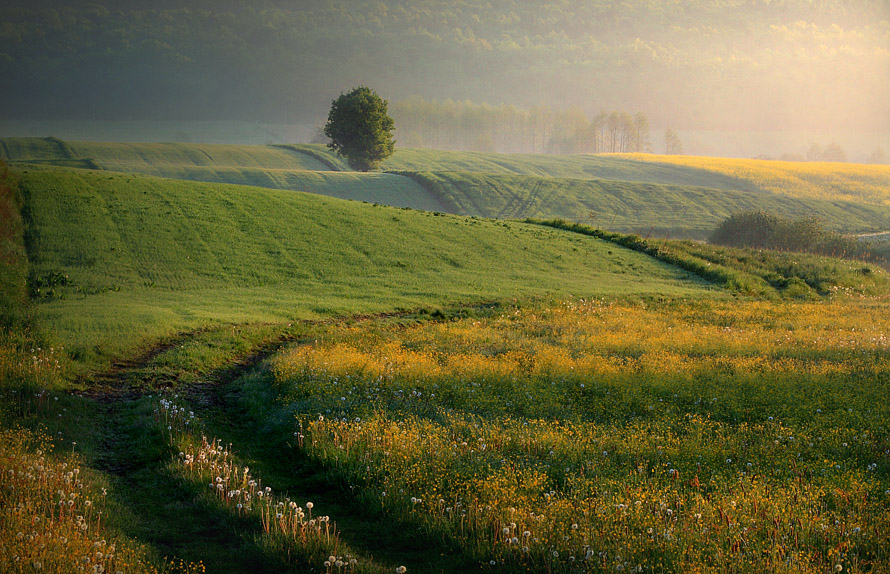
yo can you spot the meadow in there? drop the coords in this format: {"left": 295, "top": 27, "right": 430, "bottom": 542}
{"left": 623, "top": 155, "right": 890, "bottom": 206}
{"left": 3, "top": 146, "right": 890, "bottom": 573}
{"left": 18, "top": 165, "right": 705, "bottom": 374}
{"left": 401, "top": 172, "right": 890, "bottom": 238}
{"left": 5, "top": 139, "right": 890, "bottom": 240}
{"left": 270, "top": 298, "right": 890, "bottom": 573}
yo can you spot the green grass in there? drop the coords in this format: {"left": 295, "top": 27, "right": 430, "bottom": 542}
{"left": 531, "top": 219, "right": 890, "bottom": 298}
{"left": 19, "top": 166, "right": 710, "bottom": 377}
{"left": 109, "top": 166, "right": 447, "bottom": 212}
{"left": 401, "top": 171, "right": 890, "bottom": 238}
{"left": 380, "top": 147, "right": 761, "bottom": 189}
{"left": 6, "top": 139, "right": 890, "bottom": 241}
{"left": 5, "top": 154, "right": 890, "bottom": 574}
{"left": 1, "top": 137, "right": 328, "bottom": 171}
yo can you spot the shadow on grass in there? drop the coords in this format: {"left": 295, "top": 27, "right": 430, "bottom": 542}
{"left": 193, "top": 365, "right": 480, "bottom": 574}
{"left": 81, "top": 319, "right": 484, "bottom": 574}
{"left": 92, "top": 396, "right": 302, "bottom": 573}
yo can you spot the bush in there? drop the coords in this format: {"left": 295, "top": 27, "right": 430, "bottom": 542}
{"left": 709, "top": 211, "right": 864, "bottom": 259}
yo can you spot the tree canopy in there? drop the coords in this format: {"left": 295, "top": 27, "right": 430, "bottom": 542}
{"left": 324, "top": 87, "right": 395, "bottom": 172}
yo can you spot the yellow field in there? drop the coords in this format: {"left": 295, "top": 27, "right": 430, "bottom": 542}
{"left": 621, "top": 154, "right": 890, "bottom": 206}
{"left": 273, "top": 297, "right": 890, "bottom": 573}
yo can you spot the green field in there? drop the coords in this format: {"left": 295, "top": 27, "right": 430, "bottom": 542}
{"left": 19, "top": 166, "right": 707, "bottom": 372}
{"left": 3, "top": 145, "right": 890, "bottom": 574}
{"left": 400, "top": 171, "right": 890, "bottom": 238}
{"left": 5, "top": 138, "right": 890, "bottom": 240}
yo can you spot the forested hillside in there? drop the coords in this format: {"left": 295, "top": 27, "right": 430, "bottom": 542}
{"left": 2, "top": 0, "right": 886, "bottom": 141}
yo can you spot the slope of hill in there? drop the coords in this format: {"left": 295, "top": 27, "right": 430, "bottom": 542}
{"left": 20, "top": 166, "right": 709, "bottom": 372}
{"left": 621, "top": 154, "right": 890, "bottom": 205}
{"left": 0, "top": 138, "right": 326, "bottom": 171}
{"left": 402, "top": 171, "right": 890, "bottom": 238}
{"left": 384, "top": 147, "right": 761, "bottom": 190}
{"left": 6, "top": 138, "right": 890, "bottom": 240}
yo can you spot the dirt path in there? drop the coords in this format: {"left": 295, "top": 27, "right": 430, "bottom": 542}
{"left": 84, "top": 320, "right": 482, "bottom": 573}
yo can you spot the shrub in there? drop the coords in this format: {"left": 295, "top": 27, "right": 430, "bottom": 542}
{"left": 710, "top": 211, "right": 864, "bottom": 259}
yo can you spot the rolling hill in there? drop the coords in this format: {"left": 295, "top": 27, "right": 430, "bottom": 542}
{"left": 19, "top": 165, "right": 709, "bottom": 372}
{"left": 5, "top": 138, "right": 890, "bottom": 240}
{"left": 4, "top": 142, "right": 890, "bottom": 574}
{"left": 398, "top": 171, "right": 890, "bottom": 238}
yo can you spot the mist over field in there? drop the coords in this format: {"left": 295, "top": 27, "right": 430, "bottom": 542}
{"left": 1, "top": 0, "right": 888, "bottom": 158}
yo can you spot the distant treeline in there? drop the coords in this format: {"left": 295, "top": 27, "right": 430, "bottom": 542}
{"left": 386, "top": 97, "right": 652, "bottom": 154}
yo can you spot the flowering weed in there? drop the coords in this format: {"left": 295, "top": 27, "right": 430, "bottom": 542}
{"left": 273, "top": 298, "right": 890, "bottom": 572}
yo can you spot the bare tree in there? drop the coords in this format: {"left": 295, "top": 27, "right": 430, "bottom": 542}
{"left": 664, "top": 126, "right": 683, "bottom": 155}
{"left": 632, "top": 112, "right": 650, "bottom": 153}
{"left": 868, "top": 147, "right": 887, "bottom": 164}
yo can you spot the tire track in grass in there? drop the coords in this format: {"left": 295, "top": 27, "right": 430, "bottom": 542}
{"left": 191, "top": 365, "right": 477, "bottom": 574}
{"left": 85, "top": 312, "right": 497, "bottom": 573}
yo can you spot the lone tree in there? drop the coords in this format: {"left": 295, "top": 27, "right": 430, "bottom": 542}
{"left": 324, "top": 86, "right": 395, "bottom": 171}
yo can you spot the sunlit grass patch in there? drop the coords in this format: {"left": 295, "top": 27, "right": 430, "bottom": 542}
{"left": 271, "top": 298, "right": 890, "bottom": 572}
{"left": 0, "top": 425, "right": 204, "bottom": 574}
{"left": 622, "top": 154, "right": 890, "bottom": 206}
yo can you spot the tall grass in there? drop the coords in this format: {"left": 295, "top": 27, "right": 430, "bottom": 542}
{"left": 270, "top": 298, "right": 890, "bottom": 573}
{"left": 0, "top": 160, "right": 28, "bottom": 328}
{"left": 531, "top": 219, "right": 890, "bottom": 298}
{"left": 153, "top": 395, "right": 387, "bottom": 573}
{"left": 0, "top": 424, "right": 207, "bottom": 574}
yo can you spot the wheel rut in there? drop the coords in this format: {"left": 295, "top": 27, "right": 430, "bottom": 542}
{"left": 82, "top": 312, "right": 490, "bottom": 573}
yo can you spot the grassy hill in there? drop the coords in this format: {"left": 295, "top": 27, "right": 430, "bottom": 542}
{"left": 622, "top": 154, "right": 890, "bottom": 205}
{"left": 5, "top": 156, "right": 890, "bottom": 574}
{"left": 401, "top": 171, "right": 890, "bottom": 238}
{"left": 0, "top": 138, "right": 327, "bottom": 171}
{"left": 5, "top": 138, "right": 890, "bottom": 240}
{"left": 19, "top": 166, "right": 709, "bottom": 374}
